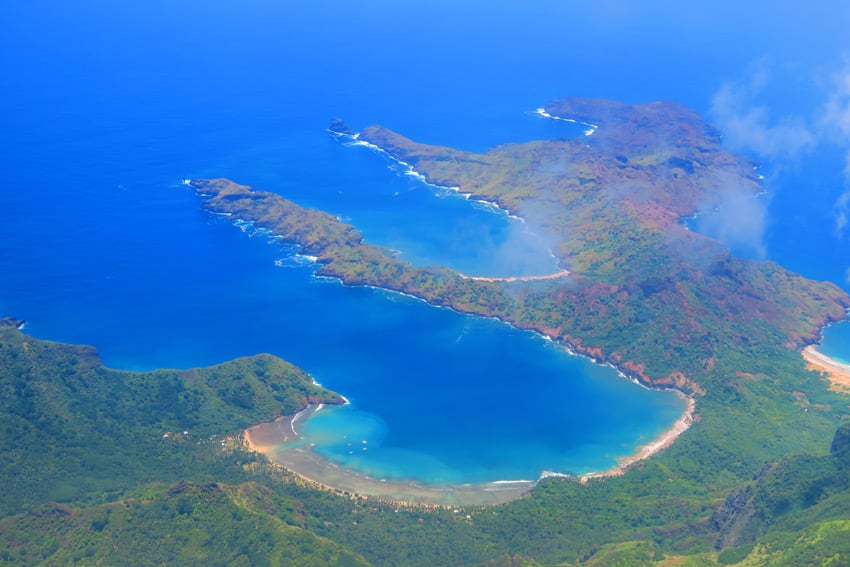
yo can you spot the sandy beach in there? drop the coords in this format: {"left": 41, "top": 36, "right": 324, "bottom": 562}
{"left": 244, "top": 393, "right": 696, "bottom": 506}
{"left": 459, "top": 269, "right": 570, "bottom": 283}
{"left": 244, "top": 410, "right": 534, "bottom": 506}
{"left": 802, "top": 345, "right": 850, "bottom": 391}
{"left": 580, "top": 393, "right": 696, "bottom": 482}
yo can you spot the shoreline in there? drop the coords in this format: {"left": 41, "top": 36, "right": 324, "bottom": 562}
{"left": 197, "top": 177, "right": 698, "bottom": 504}
{"left": 802, "top": 345, "right": 850, "bottom": 391}
{"left": 579, "top": 392, "right": 695, "bottom": 482}
{"left": 337, "top": 129, "right": 526, "bottom": 223}
{"left": 243, "top": 411, "right": 535, "bottom": 507}
{"left": 459, "top": 269, "right": 570, "bottom": 283}
{"left": 534, "top": 107, "right": 598, "bottom": 136}
{"left": 243, "top": 392, "right": 696, "bottom": 507}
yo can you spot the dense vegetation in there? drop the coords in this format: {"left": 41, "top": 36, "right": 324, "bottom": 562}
{"left": 0, "top": 482, "right": 368, "bottom": 567}
{"left": 0, "top": 318, "right": 342, "bottom": 515}
{"left": 196, "top": 99, "right": 849, "bottom": 399}
{"left": 2, "top": 319, "right": 850, "bottom": 565}
{"left": 5, "top": 98, "right": 850, "bottom": 564}
{"left": 192, "top": 100, "right": 850, "bottom": 500}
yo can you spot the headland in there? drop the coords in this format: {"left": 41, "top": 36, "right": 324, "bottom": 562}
{"left": 197, "top": 96, "right": 850, "bottom": 506}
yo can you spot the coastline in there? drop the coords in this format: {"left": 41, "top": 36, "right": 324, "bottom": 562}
{"left": 802, "top": 345, "right": 850, "bottom": 391}
{"left": 244, "top": 410, "right": 535, "bottom": 507}
{"left": 196, "top": 176, "right": 699, "bottom": 505}
{"left": 243, "top": 392, "right": 696, "bottom": 507}
{"left": 459, "top": 269, "right": 570, "bottom": 283}
{"left": 338, "top": 129, "right": 526, "bottom": 223}
{"left": 534, "top": 107, "right": 598, "bottom": 136}
{"left": 580, "top": 392, "right": 696, "bottom": 482}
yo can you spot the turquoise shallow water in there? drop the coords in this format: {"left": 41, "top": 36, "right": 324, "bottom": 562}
{"left": 296, "top": 310, "right": 685, "bottom": 483}
{"left": 820, "top": 323, "right": 850, "bottom": 365}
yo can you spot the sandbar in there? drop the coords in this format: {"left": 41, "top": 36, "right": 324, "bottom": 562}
{"left": 803, "top": 345, "right": 850, "bottom": 391}
{"left": 244, "top": 394, "right": 696, "bottom": 506}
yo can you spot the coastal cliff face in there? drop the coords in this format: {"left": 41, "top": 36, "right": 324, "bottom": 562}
{"left": 193, "top": 98, "right": 850, "bottom": 397}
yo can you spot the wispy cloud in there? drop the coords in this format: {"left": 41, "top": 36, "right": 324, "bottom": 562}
{"left": 712, "top": 59, "right": 850, "bottom": 240}
{"left": 692, "top": 174, "right": 769, "bottom": 259}
{"left": 819, "top": 62, "right": 850, "bottom": 140}
{"left": 709, "top": 68, "right": 814, "bottom": 160}
{"left": 833, "top": 152, "right": 850, "bottom": 238}
{"left": 819, "top": 63, "right": 850, "bottom": 238}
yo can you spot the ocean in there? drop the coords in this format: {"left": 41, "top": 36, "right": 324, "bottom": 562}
{"left": 2, "top": 1, "right": 849, "bottom": 485}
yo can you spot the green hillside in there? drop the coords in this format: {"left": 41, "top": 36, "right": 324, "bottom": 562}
{"left": 0, "top": 318, "right": 343, "bottom": 514}
{"left": 2, "top": 320, "right": 850, "bottom": 565}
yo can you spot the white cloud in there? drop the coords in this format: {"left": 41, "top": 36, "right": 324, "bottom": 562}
{"left": 710, "top": 68, "right": 814, "bottom": 160}
{"left": 820, "top": 64, "right": 850, "bottom": 140}
{"left": 713, "top": 60, "right": 850, "bottom": 240}
{"left": 817, "top": 63, "right": 850, "bottom": 238}
{"left": 693, "top": 175, "right": 769, "bottom": 259}
{"left": 833, "top": 152, "right": 850, "bottom": 238}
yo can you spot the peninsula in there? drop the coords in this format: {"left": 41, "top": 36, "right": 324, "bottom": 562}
{"left": 193, "top": 98, "right": 848, "bottom": 395}
{"left": 191, "top": 98, "right": 850, "bottom": 506}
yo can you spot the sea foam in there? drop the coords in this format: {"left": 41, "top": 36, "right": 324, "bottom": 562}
{"left": 336, "top": 128, "right": 526, "bottom": 223}
{"left": 534, "top": 107, "right": 598, "bottom": 136}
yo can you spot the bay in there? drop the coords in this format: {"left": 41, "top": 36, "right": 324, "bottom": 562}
{"left": 4, "top": 0, "right": 849, "bottom": 488}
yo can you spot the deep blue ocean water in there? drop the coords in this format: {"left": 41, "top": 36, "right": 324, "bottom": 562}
{"left": 3, "top": 1, "right": 850, "bottom": 484}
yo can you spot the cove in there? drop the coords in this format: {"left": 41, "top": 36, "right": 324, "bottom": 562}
{"left": 241, "top": 274, "right": 689, "bottom": 504}
{"left": 0, "top": 106, "right": 687, "bottom": 499}
{"left": 199, "top": 127, "right": 691, "bottom": 497}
